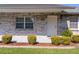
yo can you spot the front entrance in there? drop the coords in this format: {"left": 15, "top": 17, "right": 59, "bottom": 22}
{"left": 47, "top": 15, "right": 57, "bottom": 36}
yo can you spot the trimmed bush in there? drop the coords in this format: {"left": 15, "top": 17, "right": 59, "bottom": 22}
{"left": 62, "top": 36, "right": 71, "bottom": 45}
{"left": 61, "top": 29, "right": 73, "bottom": 37}
{"left": 51, "top": 36, "right": 63, "bottom": 45}
{"left": 51, "top": 36, "right": 71, "bottom": 45}
{"left": 2, "top": 34, "right": 12, "bottom": 44}
{"left": 27, "top": 34, "right": 37, "bottom": 45}
{"left": 71, "top": 35, "right": 79, "bottom": 43}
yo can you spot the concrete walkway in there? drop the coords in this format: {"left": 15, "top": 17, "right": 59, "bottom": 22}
{"left": 0, "top": 35, "right": 51, "bottom": 43}
{"left": 0, "top": 45, "right": 75, "bottom": 49}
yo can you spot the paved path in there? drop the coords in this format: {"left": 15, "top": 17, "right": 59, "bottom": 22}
{"left": 0, "top": 45, "right": 75, "bottom": 49}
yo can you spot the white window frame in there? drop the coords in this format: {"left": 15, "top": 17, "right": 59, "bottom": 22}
{"left": 68, "top": 17, "right": 79, "bottom": 30}
{"left": 16, "top": 16, "right": 34, "bottom": 29}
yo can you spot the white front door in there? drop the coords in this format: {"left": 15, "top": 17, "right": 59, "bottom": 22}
{"left": 47, "top": 15, "right": 57, "bottom": 36}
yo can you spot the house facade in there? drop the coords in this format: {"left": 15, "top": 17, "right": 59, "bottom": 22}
{"left": 0, "top": 4, "right": 75, "bottom": 35}
{"left": 0, "top": 4, "right": 78, "bottom": 42}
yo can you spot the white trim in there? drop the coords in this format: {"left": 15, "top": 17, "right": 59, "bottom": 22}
{"left": 67, "top": 20, "right": 70, "bottom": 28}
{"left": 78, "top": 17, "right": 79, "bottom": 30}
{"left": 24, "top": 16, "right": 26, "bottom": 29}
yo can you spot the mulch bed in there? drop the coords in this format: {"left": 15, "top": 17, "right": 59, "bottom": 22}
{"left": 0, "top": 42, "right": 76, "bottom": 47}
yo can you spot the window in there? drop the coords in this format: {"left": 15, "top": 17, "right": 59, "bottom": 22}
{"left": 25, "top": 17, "right": 33, "bottom": 29}
{"left": 70, "top": 18, "right": 78, "bottom": 30}
{"left": 16, "top": 17, "right": 33, "bottom": 29}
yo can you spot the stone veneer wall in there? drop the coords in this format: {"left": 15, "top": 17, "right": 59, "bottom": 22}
{"left": 57, "top": 15, "right": 78, "bottom": 35}
{"left": 0, "top": 14, "right": 47, "bottom": 35}
{"left": 57, "top": 15, "right": 68, "bottom": 35}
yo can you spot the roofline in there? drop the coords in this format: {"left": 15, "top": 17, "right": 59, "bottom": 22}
{"left": 54, "top": 4, "right": 75, "bottom": 9}
{"left": 0, "top": 4, "right": 75, "bottom": 9}
{"left": 61, "top": 12, "right": 79, "bottom": 15}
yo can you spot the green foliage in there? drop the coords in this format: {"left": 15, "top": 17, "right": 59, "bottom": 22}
{"left": 51, "top": 36, "right": 71, "bottom": 45}
{"left": 51, "top": 36, "right": 63, "bottom": 45}
{"left": 62, "top": 36, "right": 71, "bottom": 45}
{"left": 71, "top": 35, "right": 79, "bottom": 43}
{"left": 27, "top": 34, "right": 37, "bottom": 45}
{"left": 61, "top": 29, "right": 73, "bottom": 37}
{"left": 2, "top": 34, "right": 12, "bottom": 44}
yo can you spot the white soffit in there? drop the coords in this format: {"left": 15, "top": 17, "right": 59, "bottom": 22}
{"left": 0, "top": 8, "right": 63, "bottom": 13}
{"left": 0, "top": 4, "right": 74, "bottom": 13}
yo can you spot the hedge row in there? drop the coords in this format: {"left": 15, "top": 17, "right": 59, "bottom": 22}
{"left": 1, "top": 34, "right": 79, "bottom": 45}
{"left": 51, "top": 36, "right": 71, "bottom": 45}
{"left": 1, "top": 34, "right": 37, "bottom": 44}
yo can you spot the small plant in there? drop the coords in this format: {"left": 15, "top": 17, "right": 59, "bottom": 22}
{"left": 71, "top": 35, "right": 79, "bottom": 43}
{"left": 62, "top": 36, "right": 71, "bottom": 45}
{"left": 61, "top": 29, "right": 73, "bottom": 37}
{"left": 2, "top": 34, "right": 12, "bottom": 44}
{"left": 27, "top": 34, "right": 37, "bottom": 45}
{"left": 51, "top": 36, "right": 63, "bottom": 45}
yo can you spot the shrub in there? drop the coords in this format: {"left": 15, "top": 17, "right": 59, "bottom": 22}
{"left": 51, "top": 36, "right": 63, "bottom": 45}
{"left": 61, "top": 29, "right": 73, "bottom": 37}
{"left": 71, "top": 35, "right": 79, "bottom": 43}
{"left": 62, "top": 36, "right": 71, "bottom": 45}
{"left": 51, "top": 36, "right": 71, "bottom": 45}
{"left": 27, "top": 34, "right": 37, "bottom": 45}
{"left": 2, "top": 34, "right": 12, "bottom": 44}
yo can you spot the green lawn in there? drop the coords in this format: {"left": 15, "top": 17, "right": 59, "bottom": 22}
{"left": 0, "top": 48, "right": 79, "bottom": 54}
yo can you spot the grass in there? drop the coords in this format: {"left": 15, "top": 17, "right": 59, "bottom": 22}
{"left": 0, "top": 48, "right": 79, "bottom": 54}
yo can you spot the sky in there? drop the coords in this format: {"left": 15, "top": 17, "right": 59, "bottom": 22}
{"left": 64, "top": 4, "right": 79, "bottom": 7}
